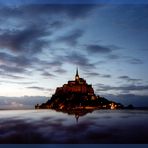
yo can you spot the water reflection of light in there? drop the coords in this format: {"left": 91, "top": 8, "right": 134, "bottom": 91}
{"left": 0, "top": 110, "right": 148, "bottom": 143}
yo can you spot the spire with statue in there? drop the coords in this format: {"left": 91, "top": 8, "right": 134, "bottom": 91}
{"left": 75, "top": 67, "right": 79, "bottom": 81}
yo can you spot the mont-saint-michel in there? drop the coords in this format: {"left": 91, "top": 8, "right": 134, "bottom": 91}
{"left": 35, "top": 68, "right": 124, "bottom": 111}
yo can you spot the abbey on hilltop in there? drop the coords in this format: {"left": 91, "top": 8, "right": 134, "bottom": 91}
{"left": 35, "top": 68, "right": 123, "bottom": 110}
{"left": 55, "top": 68, "right": 97, "bottom": 100}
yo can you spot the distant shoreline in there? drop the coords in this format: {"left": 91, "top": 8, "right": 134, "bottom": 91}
{"left": 1, "top": 107, "right": 148, "bottom": 111}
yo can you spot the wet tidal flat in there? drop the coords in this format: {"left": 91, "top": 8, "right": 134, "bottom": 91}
{"left": 0, "top": 109, "right": 148, "bottom": 143}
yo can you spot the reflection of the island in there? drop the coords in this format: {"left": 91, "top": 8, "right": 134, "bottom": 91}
{"left": 1, "top": 110, "right": 148, "bottom": 143}
{"left": 54, "top": 108, "right": 95, "bottom": 123}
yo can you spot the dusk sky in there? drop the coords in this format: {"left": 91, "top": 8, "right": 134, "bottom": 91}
{"left": 0, "top": 0, "right": 148, "bottom": 109}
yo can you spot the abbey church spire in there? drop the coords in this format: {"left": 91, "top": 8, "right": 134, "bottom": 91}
{"left": 75, "top": 67, "right": 79, "bottom": 81}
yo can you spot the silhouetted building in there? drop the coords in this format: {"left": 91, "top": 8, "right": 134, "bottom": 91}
{"left": 55, "top": 68, "right": 97, "bottom": 100}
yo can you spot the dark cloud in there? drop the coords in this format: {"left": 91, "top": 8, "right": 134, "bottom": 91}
{"left": 107, "top": 54, "right": 120, "bottom": 60}
{"left": 27, "top": 86, "right": 51, "bottom": 91}
{"left": 0, "top": 73, "right": 24, "bottom": 79}
{"left": 102, "top": 74, "right": 111, "bottom": 78}
{"left": 119, "top": 76, "right": 129, "bottom": 79}
{"left": 54, "top": 68, "right": 67, "bottom": 74}
{"left": 96, "top": 83, "right": 148, "bottom": 92}
{"left": 127, "top": 58, "right": 143, "bottom": 64}
{"left": 84, "top": 72, "right": 111, "bottom": 78}
{"left": 107, "top": 55, "right": 143, "bottom": 65}
{"left": 36, "top": 60, "right": 63, "bottom": 72}
{"left": 142, "top": 48, "right": 148, "bottom": 52}
{"left": 0, "top": 65, "right": 27, "bottom": 74}
{"left": 85, "top": 72, "right": 100, "bottom": 77}
{"left": 20, "top": 4, "right": 96, "bottom": 19}
{"left": 0, "top": 4, "right": 96, "bottom": 21}
{"left": 56, "top": 29, "right": 84, "bottom": 46}
{"left": 0, "top": 50, "right": 64, "bottom": 77}
{"left": 41, "top": 72, "right": 55, "bottom": 78}
{"left": 112, "top": 5, "right": 148, "bottom": 31}
{"left": 47, "top": 60, "right": 63, "bottom": 67}
{"left": 0, "top": 51, "right": 40, "bottom": 76}
{"left": 104, "top": 54, "right": 143, "bottom": 65}
{"left": 118, "top": 75, "right": 142, "bottom": 83}
{"left": 85, "top": 44, "right": 114, "bottom": 55}
{"left": 0, "top": 6, "right": 21, "bottom": 19}
{"left": 0, "top": 52, "right": 37, "bottom": 67}
{"left": 0, "top": 25, "right": 50, "bottom": 55}
{"left": 0, "top": 80, "right": 36, "bottom": 85}
{"left": 60, "top": 51, "right": 95, "bottom": 70}
{"left": 50, "top": 20, "right": 64, "bottom": 29}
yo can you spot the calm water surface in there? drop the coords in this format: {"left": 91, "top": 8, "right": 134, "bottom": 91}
{"left": 0, "top": 109, "right": 148, "bottom": 143}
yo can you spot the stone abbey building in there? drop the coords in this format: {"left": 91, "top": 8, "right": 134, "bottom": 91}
{"left": 55, "top": 68, "right": 97, "bottom": 100}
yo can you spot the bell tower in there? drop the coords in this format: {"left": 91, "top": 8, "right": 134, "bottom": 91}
{"left": 75, "top": 67, "right": 79, "bottom": 81}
